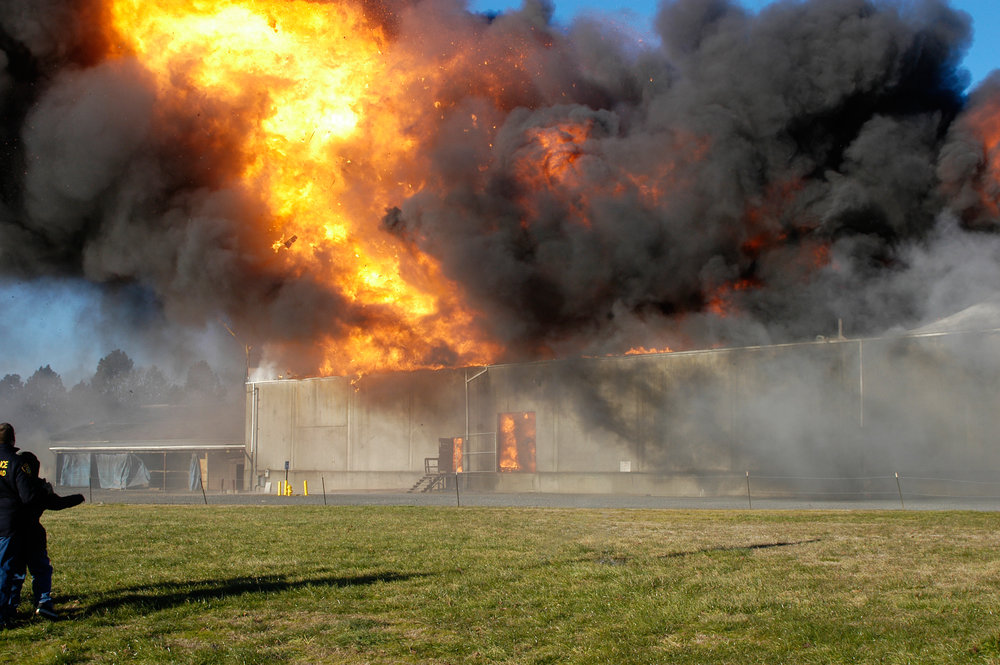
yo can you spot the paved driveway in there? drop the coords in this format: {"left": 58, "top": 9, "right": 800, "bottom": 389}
{"left": 74, "top": 489, "right": 1000, "bottom": 511}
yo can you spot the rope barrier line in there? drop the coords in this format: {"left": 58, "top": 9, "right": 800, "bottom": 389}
{"left": 900, "top": 477, "right": 1000, "bottom": 485}
{"left": 715, "top": 473, "right": 1000, "bottom": 485}
{"left": 735, "top": 471, "right": 1000, "bottom": 507}
{"left": 752, "top": 490, "right": 900, "bottom": 497}
{"left": 749, "top": 475, "right": 895, "bottom": 481}
{"left": 892, "top": 493, "right": 1000, "bottom": 500}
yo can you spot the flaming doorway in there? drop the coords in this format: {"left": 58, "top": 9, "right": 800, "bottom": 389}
{"left": 438, "top": 436, "right": 464, "bottom": 474}
{"left": 497, "top": 412, "right": 536, "bottom": 473}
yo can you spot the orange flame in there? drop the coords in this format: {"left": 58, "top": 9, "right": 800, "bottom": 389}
{"left": 498, "top": 412, "right": 536, "bottom": 472}
{"left": 706, "top": 278, "right": 762, "bottom": 317}
{"left": 102, "top": 1, "right": 849, "bottom": 372}
{"left": 527, "top": 123, "right": 590, "bottom": 185}
{"left": 967, "top": 103, "right": 1000, "bottom": 219}
{"left": 624, "top": 346, "right": 673, "bottom": 355}
{"left": 498, "top": 413, "right": 518, "bottom": 472}
{"left": 452, "top": 437, "right": 464, "bottom": 474}
{"left": 106, "top": 0, "right": 500, "bottom": 376}
{"left": 622, "top": 131, "right": 710, "bottom": 207}
{"left": 701, "top": 177, "right": 831, "bottom": 318}
{"left": 510, "top": 121, "right": 595, "bottom": 227}
{"left": 511, "top": 124, "right": 711, "bottom": 228}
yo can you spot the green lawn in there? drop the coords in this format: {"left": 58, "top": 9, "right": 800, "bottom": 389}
{"left": 4, "top": 505, "right": 1000, "bottom": 664}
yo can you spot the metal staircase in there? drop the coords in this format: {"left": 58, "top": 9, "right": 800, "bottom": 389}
{"left": 407, "top": 457, "right": 449, "bottom": 493}
{"left": 408, "top": 473, "right": 448, "bottom": 493}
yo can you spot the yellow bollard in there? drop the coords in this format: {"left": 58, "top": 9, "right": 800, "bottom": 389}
{"left": 303, "top": 480, "right": 308, "bottom": 496}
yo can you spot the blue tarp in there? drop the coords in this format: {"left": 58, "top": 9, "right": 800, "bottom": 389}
{"left": 94, "top": 453, "right": 151, "bottom": 489}
{"left": 189, "top": 453, "right": 203, "bottom": 491}
{"left": 58, "top": 453, "right": 92, "bottom": 488}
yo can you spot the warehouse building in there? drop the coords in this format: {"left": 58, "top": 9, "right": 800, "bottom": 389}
{"left": 246, "top": 324, "right": 1000, "bottom": 496}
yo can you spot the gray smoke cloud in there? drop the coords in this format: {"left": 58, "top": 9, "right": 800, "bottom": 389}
{"left": 0, "top": 0, "right": 998, "bottom": 379}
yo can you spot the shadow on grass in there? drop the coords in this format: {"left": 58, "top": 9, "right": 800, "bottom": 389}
{"left": 65, "top": 571, "right": 426, "bottom": 616}
{"left": 659, "top": 538, "right": 821, "bottom": 558}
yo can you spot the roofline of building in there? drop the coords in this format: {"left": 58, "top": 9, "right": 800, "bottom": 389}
{"left": 49, "top": 444, "right": 247, "bottom": 453}
{"left": 244, "top": 326, "right": 1000, "bottom": 385}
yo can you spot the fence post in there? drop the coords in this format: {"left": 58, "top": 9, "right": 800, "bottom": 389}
{"left": 746, "top": 471, "right": 752, "bottom": 509}
{"left": 895, "top": 472, "right": 905, "bottom": 509}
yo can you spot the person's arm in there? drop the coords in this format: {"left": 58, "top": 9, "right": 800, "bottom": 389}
{"left": 47, "top": 492, "right": 85, "bottom": 510}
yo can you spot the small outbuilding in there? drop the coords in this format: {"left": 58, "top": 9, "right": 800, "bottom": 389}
{"left": 50, "top": 404, "right": 246, "bottom": 492}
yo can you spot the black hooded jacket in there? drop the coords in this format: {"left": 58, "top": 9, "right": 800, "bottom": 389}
{"left": 17, "top": 451, "right": 84, "bottom": 538}
{"left": 0, "top": 443, "right": 42, "bottom": 537}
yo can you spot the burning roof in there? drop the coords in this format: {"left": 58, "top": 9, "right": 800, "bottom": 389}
{"left": 0, "top": 0, "right": 998, "bottom": 378}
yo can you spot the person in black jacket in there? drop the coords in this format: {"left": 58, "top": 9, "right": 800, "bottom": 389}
{"left": 0, "top": 423, "right": 42, "bottom": 627}
{"left": 11, "top": 451, "right": 84, "bottom": 620}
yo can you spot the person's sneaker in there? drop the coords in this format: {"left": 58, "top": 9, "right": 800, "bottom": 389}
{"left": 35, "top": 602, "right": 58, "bottom": 620}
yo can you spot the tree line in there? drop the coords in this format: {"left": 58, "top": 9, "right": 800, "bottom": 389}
{"left": 0, "top": 349, "right": 235, "bottom": 437}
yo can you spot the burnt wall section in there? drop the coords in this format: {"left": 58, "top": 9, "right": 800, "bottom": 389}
{"left": 247, "top": 330, "right": 1000, "bottom": 492}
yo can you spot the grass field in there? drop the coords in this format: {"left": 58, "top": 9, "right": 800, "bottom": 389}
{"left": 3, "top": 505, "right": 1000, "bottom": 664}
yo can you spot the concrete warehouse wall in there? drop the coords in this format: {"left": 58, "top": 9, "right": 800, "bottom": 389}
{"left": 246, "top": 330, "right": 1000, "bottom": 493}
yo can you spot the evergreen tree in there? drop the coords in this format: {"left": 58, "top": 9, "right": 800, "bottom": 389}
{"left": 185, "top": 360, "right": 224, "bottom": 403}
{"left": 0, "top": 374, "right": 23, "bottom": 399}
{"left": 134, "top": 365, "right": 177, "bottom": 405}
{"left": 92, "top": 349, "right": 136, "bottom": 406}
{"left": 0, "top": 374, "right": 24, "bottom": 423}
{"left": 23, "top": 365, "right": 67, "bottom": 428}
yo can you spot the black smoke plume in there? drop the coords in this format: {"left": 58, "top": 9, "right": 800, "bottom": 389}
{"left": 1, "top": 0, "right": 998, "bottom": 377}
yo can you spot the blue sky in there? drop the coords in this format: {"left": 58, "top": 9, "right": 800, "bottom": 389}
{"left": 470, "top": 0, "right": 999, "bottom": 86}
